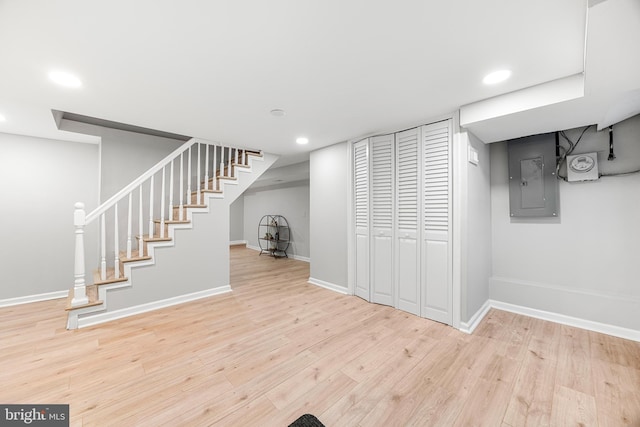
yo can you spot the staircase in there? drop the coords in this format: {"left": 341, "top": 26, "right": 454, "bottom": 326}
{"left": 66, "top": 138, "right": 276, "bottom": 329}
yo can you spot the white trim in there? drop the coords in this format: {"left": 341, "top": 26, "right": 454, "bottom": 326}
{"left": 451, "top": 112, "right": 463, "bottom": 329}
{"left": 229, "top": 240, "right": 247, "bottom": 246}
{"left": 246, "top": 244, "right": 261, "bottom": 252}
{"left": 0, "top": 290, "right": 69, "bottom": 307}
{"left": 77, "top": 286, "right": 232, "bottom": 328}
{"left": 456, "top": 297, "right": 640, "bottom": 342}
{"left": 308, "top": 277, "right": 349, "bottom": 295}
{"left": 489, "top": 300, "right": 640, "bottom": 343}
{"left": 459, "top": 299, "right": 491, "bottom": 334}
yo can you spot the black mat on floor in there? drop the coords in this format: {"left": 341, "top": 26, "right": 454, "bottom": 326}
{"left": 288, "top": 413, "right": 325, "bottom": 427}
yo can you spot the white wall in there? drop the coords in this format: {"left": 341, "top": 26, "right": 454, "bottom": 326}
{"left": 309, "top": 142, "right": 349, "bottom": 289}
{"left": 0, "top": 133, "right": 99, "bottom": 301}
{"left": 490, "top": 114, "right": 640, "bottom": 331}
{"left": 243, "top": 181, "right": 310, "bottom": 259}
{"left": 229, "top": 196, "right": 244, "bottom": 243}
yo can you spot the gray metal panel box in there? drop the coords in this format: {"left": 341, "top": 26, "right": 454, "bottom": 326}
{"left": 507, "top": 133, "right": 558, "bottom": 217}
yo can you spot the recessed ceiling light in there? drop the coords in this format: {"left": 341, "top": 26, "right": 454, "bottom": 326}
{"left": 270, "top": 109, "right": 286, "bottom": 117}
{"left": 0, "top": 113, "right": 5, "bottom": 122}
{"left": 49, "top": 70, "right": 82, "bottom": 88}
{"left": 296, "top": 137, "right": 309, "bottom": 145}
{"left": 483, "top": 69, "right": 511, "bottom": 85}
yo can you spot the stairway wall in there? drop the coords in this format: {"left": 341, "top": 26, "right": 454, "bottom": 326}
{"left": 77, "top": 153, "right": 278, "bottom": 324}
{"left": 0, "top": 133, "right": 99, "bottom": 303}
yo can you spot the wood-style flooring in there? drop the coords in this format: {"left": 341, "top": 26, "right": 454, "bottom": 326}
{"left": 1, "top": 245, "right": 639, "bottom": 426}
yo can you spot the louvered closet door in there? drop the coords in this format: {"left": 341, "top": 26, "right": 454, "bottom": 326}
{"left": 421, "top": 120, "right": 452, "bottom": 324}
{"left": 353, "top": 140, "right": 370, "bottom": 302}
{"left": 395, "top": 128, "right": 421, "bottom": 315}
{"left": 370, "top": 135, "right": 394, "bottom": 306}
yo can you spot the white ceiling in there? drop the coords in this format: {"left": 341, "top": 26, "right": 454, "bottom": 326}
{"left": 0, "top": 0, "right": 637, "bottom": 160}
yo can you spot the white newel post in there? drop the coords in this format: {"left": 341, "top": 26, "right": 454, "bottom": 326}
{"left": 72, "top": 202, "right": 89, "bottom": 306}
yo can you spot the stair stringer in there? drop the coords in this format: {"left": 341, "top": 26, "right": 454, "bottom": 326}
{"left": 68, "top": 152, "right": 278, "bottom": 329}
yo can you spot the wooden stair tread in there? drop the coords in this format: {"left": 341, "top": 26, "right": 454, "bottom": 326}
{"left": 93, "top": 268, "right": 128, "bottom": 286}
{"left": 120, "top": 250, "right": 152, "bottom": 263}
{"left": 65, "top": 285, "right": 102, "bottom": 311}
{"left": 153, "top": 219, "right": 190, "bottom": 224}
{"left": 136, "top": 235, "right": 172, "bottom": 243}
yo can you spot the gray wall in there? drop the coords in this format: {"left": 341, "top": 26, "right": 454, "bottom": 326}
{"left": 462, "top": 131, "right": 492, "bottom": 321}
{"left": 309, "top": 142, "right": 349, "bottom": 289}
{"left": 229, "top": 196, "right": 245, "bottom": 242}
{"left": 490, "top": 114, "right": 640, "bottom": 330}
{"left": 0, "top": 133, "right": 99, "bottom": 300}
{"left": 98, "top": 127, "right": 184, "bottom": 202}
{"left": 243, "top": 181, "right": 310, "bottom": 259}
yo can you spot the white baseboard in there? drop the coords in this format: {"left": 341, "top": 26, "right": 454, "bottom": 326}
{"left": 490, "top": 276, "right": 640, "bottom": 342}
{"left": 458, "top": 297, "right": 640, "bottom": 342}
{"left": 229, "top": 240, "right": 247, "bottom": 246}
{"left": 490, "top": 300, "right": 640, "bottom": 342}
{"left": 308, "top": 277, "right": 349, "bottom": 295}
{"left": 459, "top": 299, "right": 491, "bottom": 334}
{"left": 77, "top": 286, "right": 232, "bottom": 328}
{"left": 0, "top": 290, "right": 68, "bottom": 308}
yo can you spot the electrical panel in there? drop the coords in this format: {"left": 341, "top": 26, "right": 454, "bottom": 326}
{"left": 507, "top": 133, "right": 559, "bottom": 217}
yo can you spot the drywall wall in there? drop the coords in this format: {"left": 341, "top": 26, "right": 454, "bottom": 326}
{"left": 229, "top": 196, "right": 244, "bottom": 243}
{"left": 243, "top": 180, "right": 310, "bottom": 259}
{"left": 490, "top": 114, "right": 640, "bottom": 331}
{"left": 0, "top": 133, "right": 99, "bottom": 301}
{"left": 463, "top": 131, "right": 492, "bottom": 322}
{"left": 98, "top": 127, "right": 184, "bottom": 202}
{"left": 309, "top": 142, "right": 349, "bottom": 290}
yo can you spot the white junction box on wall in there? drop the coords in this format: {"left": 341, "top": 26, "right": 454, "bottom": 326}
{"left": 566, "top": 152, "right": 599, "bottom": 182}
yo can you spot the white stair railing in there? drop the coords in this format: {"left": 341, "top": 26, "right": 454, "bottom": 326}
{"left": 70, "top": 138, "right": 258, "bottom": 306}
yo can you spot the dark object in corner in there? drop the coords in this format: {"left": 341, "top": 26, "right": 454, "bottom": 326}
{"left": 288, "top": 413, "right": 326, "bottom": 427}
{"left": 608, "top": 125, "right": 616, "bottom": 161}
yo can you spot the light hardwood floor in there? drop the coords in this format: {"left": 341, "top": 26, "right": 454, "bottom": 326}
{"left": 1, "top": 245, "right": 639, "bottom": 426}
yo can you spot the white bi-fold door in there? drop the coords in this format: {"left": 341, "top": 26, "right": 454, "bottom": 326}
{"left": 352, "top": 119, "right": 452, "bottom": 325}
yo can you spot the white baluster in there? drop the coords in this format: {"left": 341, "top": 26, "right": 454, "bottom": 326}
{"left": 114, "top": 203, "right": 120, "bottom": 279}
{"left": 187, "top": 146, "right": 192, "bottom": 206}
{"left": 241, "top": 149, "right": 245, "bottom": 166}
{"left": 213, "top": 145, "right": 218, "bottom": 191}
{"left": 179, "top": 152, "right": 184, "bottom": 221}
{"left": 138, "top": 184, "right": 143, "bottom": 256}
{"left": 204, "top": 144, "right": 209, "bottom": 191}
{"left": 234, "top": 147, "right": 239, "bottom": 175}
{"left": 220, "top": 145, "right": 225, "bottom": 180}
{"left": 197, "top": 143, "right": 201, "bottom": 205}
{"left": 71, "top": 202, "right": 89, "bottom": 306}
{"left": 100, "top": 213, "right": 106, "bottom": 280}
{"left": 148, "top": 175, "right": 154, "bottom": 239}
{"left": 169, "top": 159, "right": 174, "bottom": 221}
{"left": 227, "top": 146, "right": 232, "bottom": 177}
{"left": 160, "top": 166, "right": 166, "bottom": 238}
{"left": 127, "top": 192, "right": 132, "bottom": 259}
